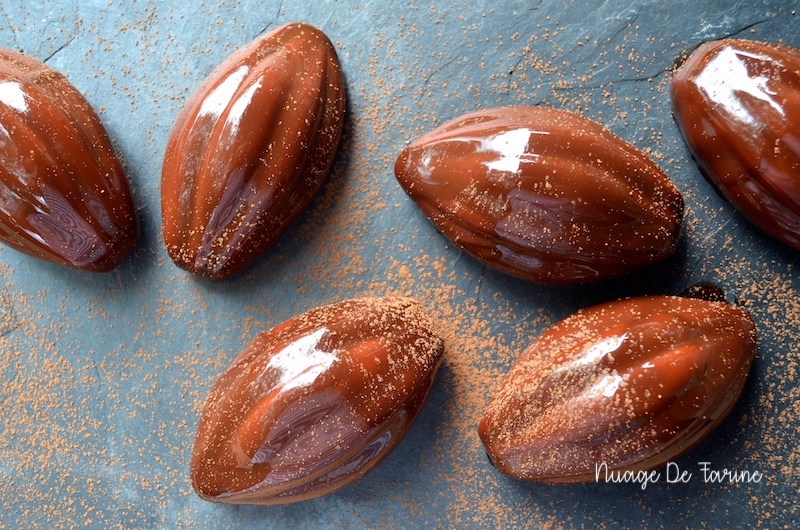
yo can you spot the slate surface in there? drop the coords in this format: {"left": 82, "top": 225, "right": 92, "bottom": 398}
{"left": 0, "top": 0, "right": 798, "bottom": 528}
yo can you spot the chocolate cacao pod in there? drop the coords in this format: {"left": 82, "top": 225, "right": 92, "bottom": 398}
{"left": 394, "top": 106, "right": 684, "bottom": 285}
{"left": 0, "top": 49, "right": 139, "bottom": 271}
{"left": 191, "top": 297, "right": 444, "bottom": 504}
{"left": 672, "top": 39, "right": 800, "bottom": 248}
{"left": 161, "top": 22, "right": 345, "bottom": 281}
{"left": 478, "top": 290, "right": 756, "bottom": 482}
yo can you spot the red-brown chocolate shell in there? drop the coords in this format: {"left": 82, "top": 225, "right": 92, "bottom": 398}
{"left": 395, "top": 106, "right": 684, "bottom": 285}
{"left": 479, "top": 294, "right": 756, "bottom": 482}
{"left": 190, "top": 297, "right": 444, "bottom": 504}
{"left": 161, "top": 22, "right": 345, "bottom": 281}
{"left": 0, "top": 49, "right": 139, "bottom": 271}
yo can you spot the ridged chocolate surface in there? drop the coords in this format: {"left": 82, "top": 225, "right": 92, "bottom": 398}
{"left": 479, "top": 294, "right": 756, "bottom": 482}
{"left": 672, "top": 39, "right": 800, "bottom": 248}
{"left": 395, "top": 106, "right": 684, "bottom": 285}
{"left": 0, "top": 49, "right": 139, "bottom": 271}
{"left": 191, "top": 297, "right": 444, "bottom": 504}
{"left": 161, "top": 22, "right": 345, "bottom": 281}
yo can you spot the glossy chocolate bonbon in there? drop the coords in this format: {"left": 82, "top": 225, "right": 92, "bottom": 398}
{"left": 190, "top": 297, "right": 445, "bottom": 504}
{"left": 0, "top": 49, "right": 139, "bottom": 271}
{"left": 161, "top": 22, "right": 345, "bottom": 281}
{"left": 672, "top": 39, "right": 800, "bottom": 249}
{"left": 394, "top": 106, "right": 684, "bottom": 285}
{"left": 478, "top": 290, "right": 756, "bottom": 483}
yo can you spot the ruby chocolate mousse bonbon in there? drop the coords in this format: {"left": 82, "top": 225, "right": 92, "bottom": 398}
{"left": 478, "top": 286, "right": 756, "bottom": 482}
{"left": 0, "top": 49, "right": 139, "bottom": 271}
{"left": 161, "top": 22, "right": 345, "bottom": 281}
{"left": 394, "top": 106, "right": 684, "bottom": 286}
{"left": 672, "top": 39, "right": 800, "bottom": 248}
{"left": 191, "top": 297, "right": 445, "bottom": 504}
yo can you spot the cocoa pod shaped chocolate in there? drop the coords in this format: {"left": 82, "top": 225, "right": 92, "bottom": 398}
{"left": 0, "top": 49, "right": 139, "bottom": 271}
{"left": 478, "top": 290, "right": 756, "bottom": 482}
{"left": 672, "top": 39, "right": 800, "bottom": 248}
{"left": 191, "top": 297, "right": 444, "bottom": 504}
{"left": 161, "top": 22, "right": 345, "bottom": 281}
{"left": 394, "top": 106, "right": 684, "bottom": 285}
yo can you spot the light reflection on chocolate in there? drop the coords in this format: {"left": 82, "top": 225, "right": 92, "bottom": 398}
{"left": 191, "top": 297, "right": 444, "bottom": 505}
{"left": 394, "top": 106, "right": 684, "bottom": 285}
{"left": 0, "top": 49, "right": 139, "bottom": 271}
{"left": 479, "top": 291, "right": 756, "bottom": 483}
{"left": 161, "top": 22, "right": 345, "bottom": 281}
{"left": 672, "top": 39, "right": 800, "bottom": 248}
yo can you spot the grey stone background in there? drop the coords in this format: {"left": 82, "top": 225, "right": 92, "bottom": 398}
{"left": 0, "top": 1, "right": 797, "bottom": 528}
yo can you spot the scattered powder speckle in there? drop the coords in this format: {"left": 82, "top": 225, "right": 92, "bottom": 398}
{"left": 0, "top": 1, "right": 798, "bottom": 528}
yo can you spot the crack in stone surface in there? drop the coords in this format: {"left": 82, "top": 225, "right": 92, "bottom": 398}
{"left": 252, "top": 0, "right": 284, "bottom": 39}
{"left": 549, "top": 67, "right": 668, "bottom": 93}
{"left": 42, "top": 37, "right": 75, "bottom": 64}
{"left": 723, "top": 17, "right": 773, "bottom": 39}
{"left": 606, "top": 8, "right": 641, "bottom": 45}
{"left": 0, "top": 293, "right": 19, "bottom": 338}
